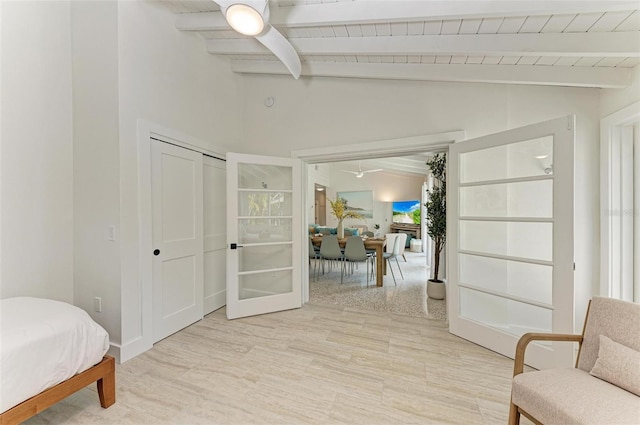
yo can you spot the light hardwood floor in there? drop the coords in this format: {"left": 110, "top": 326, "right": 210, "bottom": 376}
{"left": 26, "top": 303, "right": 525, "bottom": 425}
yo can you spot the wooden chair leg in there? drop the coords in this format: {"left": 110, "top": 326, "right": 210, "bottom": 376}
{"left": 508, "top": 401, "right": 520, "bottom": 425}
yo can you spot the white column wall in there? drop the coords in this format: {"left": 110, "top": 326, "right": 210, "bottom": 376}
{"left": 71, "top": 1, "right": 122, "bottom": 346}
{"left": 0, "top": 1, "right": 74, "bottom": 302}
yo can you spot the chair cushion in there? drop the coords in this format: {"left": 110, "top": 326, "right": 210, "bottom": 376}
{"left": 590, "top": 335, "right": 640, "bottom": 396}
{"left": 512, "top": 368, "right": 640, "bottom": 425}
{"left": 577, "top": 297, "right": 640, "bottom": 373}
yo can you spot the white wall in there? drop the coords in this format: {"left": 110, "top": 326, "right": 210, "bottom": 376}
{"left": 1, "top": 1, "right": 74, "bottom": 302}
{"left": 239, "top": 74, "right": 601, "bottom": 332}
{"left": 0, "top": 0, "right": 242, "bottom": 361}
{"left": 600, "top": 66, "right": 640, "bottom": 118}
{"left": 71, "top": 1, "right": 122, "bottom": 345}
{"left": 116, "top": 1, "right": 242, "bottom": 359}
{"left": 322, "top": 166, "right": 425, "bottom": 234}
{"left": 240, "top": 76, "right": 507, "bottom": 156}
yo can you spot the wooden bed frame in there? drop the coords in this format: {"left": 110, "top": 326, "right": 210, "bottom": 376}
{"left": 0, "top": 355, "right": 115, "bottom": 425}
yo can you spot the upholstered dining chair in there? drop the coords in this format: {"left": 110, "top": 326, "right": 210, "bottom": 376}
{"left": 382, "top": 236, "right": 404, "bottom": 285}
{"left": 341, "top": 236, "right": 374, "bottom": 285}
{"left": 319, "top": 234, "right": 343, "bottom": 276}
{"left": 308, "top": 237, "right": 320, "bottom": 281}
{"left": 385, "top": 233, "right": 408, "bottom": 262}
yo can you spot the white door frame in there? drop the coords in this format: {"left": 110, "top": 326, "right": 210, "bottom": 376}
{"left": 600, "top": 101, "right": 640, "bottom": 301}
{"left": 131, "top": 119, "right": 227, "bottom": 363}
{"left": 291, "top": 130, "right": 465, "bottom": 303}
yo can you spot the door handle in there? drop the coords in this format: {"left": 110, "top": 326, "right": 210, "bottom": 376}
{"left": 230, "top": 243, "right": 243, "bottom": 250}
{"left": 153, "top": 249, "right": 160, "bottom": 256}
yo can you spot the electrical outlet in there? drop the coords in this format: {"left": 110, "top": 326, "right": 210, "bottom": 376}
{"left": 94, "top": 297, "right": 102, "bottom": 313}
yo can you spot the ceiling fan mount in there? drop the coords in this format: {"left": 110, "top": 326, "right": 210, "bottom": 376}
{"left": 214, "top": 0, "right": 301, "bottom": 79}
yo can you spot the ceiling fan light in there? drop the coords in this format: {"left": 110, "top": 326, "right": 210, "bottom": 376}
{"left": 225, "top": 4, "right": 264, "bottom": 36}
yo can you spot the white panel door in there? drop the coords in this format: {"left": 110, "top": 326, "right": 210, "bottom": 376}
{"left": 448, "top": 116, "right": 574, "bottom": 370}
{"left": 152, "top": 140, "right": 203, "bottom": 342}
{"left": 203, "top": 155, "right": 226, "bottom": 315}
{"left": 226, "top": 153, "right": 301, "bottom": 319}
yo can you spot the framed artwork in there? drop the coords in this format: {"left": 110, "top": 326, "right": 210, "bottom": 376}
{"left": 337, "top": 190, "right": 373, "bottom": 218}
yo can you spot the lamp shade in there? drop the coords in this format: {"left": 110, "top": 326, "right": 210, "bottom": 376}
{"left": 225, "top": 4, "right": 264, "bottom": 36}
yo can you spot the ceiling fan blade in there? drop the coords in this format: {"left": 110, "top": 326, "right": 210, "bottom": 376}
{"left": 341, "top": 170, "right": 359, "bottom": 175}
{"left": 363, "top": 169, "right": 384, "bottom": 173}
{"left": 255, "top": 25, "right": 301, "bottom": 79}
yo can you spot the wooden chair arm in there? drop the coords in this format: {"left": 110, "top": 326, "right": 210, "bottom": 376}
{"left": 513, "top": 333, "right": 583, "bottom": 376}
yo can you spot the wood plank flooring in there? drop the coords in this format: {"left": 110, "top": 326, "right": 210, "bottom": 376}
{"left": 25, "top": 303, "right": 526, "bottom": 425}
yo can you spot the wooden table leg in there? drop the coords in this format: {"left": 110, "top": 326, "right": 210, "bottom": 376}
{"left": 376, "top": 244, "right": 384, "bottom": 287}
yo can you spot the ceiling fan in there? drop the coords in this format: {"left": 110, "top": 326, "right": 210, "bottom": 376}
{"left": 341, "top": 162, "right": 383, "bottom": 178}
{"left": 214, "top": 0, "right": 301, "bottom": 79}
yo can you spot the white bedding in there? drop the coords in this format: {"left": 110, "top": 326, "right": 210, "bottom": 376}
{"left": 0, "top": 297, "right": 109, "bottom": 413}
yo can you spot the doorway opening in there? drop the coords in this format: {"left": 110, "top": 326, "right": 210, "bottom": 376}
{"left": 292, "top": 131, "right": 465, "bottom": 320}
{"left": 314, "top": 184, "right": 327, "bottom": 225}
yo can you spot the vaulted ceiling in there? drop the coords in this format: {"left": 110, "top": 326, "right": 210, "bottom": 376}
{"left": 160, "top": 0, "right": 640, "bottom": 88}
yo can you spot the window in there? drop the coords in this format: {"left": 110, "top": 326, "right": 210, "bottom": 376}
{"left": 601, "top": 102, "right": 640, "bottom": 302}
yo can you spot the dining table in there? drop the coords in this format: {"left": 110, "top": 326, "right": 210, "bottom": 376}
{"left": 311, "top": 235, "right": 387, "bottom": 287}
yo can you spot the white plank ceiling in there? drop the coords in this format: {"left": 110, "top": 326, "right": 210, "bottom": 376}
{"left": 160, "top": 0, "right": 640, "bottom": 88}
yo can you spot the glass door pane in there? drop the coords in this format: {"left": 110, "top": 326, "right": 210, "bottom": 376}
{"left": 458, "top": 135, "right": 554, "bottom": 336}
{"left": 237, "top": 165, "right": 293, "bottom": 300}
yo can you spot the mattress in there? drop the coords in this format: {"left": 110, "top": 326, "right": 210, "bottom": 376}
{"left": 0, "top": 297, "right": 109, "bottom": 413}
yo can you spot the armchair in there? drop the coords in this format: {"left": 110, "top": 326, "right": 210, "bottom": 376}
{"left": 509, "top": 296, "right": 640, "bottom": 425}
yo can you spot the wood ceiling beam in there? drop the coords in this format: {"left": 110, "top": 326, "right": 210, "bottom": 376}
{"left": 176, "top": 1, "right": 639, "bottom": 30}
{"left": 207, "top": 32, "right": 639, "bottom": 57}
{"left": 229, "top": 60, "right": 631, "bottom": 88}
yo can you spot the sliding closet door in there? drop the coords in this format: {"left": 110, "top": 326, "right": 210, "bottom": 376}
{"left": 151, "top": 140, "right": 204, "bottom": 342}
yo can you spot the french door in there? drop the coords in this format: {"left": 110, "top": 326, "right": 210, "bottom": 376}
{"left": 448, "top": 116, "right": 575, "bottom": 370}
{"left": 226, "top": 153, "right": 302, "bottom": 319}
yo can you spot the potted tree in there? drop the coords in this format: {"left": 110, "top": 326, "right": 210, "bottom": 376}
{"left": 425, "top": 154, "right": 447, "bottom": 300}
